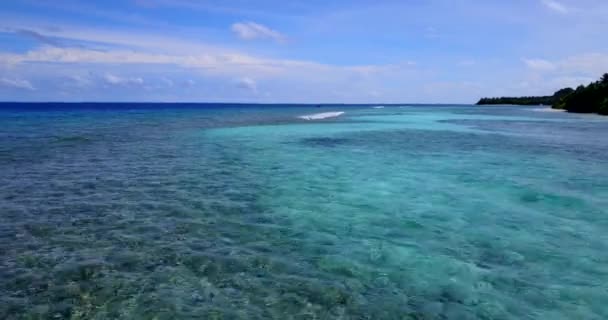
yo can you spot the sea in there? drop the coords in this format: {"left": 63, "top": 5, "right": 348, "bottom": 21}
{"left": 1, "top": 103, "right": 607, "bottom": 319}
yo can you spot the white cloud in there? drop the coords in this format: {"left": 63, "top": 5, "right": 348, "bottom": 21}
{"left": 0, "top": 20, "right": 424, "bottom": 102}
{"left": 524, "top": 53, "right": 608, "bottom": 76}
{"left": 103, "top": 74, "right": 144, "bottom": 86}
{"left": 231, "top": 22, "right": 285, "bottom": 42}
{"left": 236, "top": 77, "right": 257, "bottom": 93}
{"left": 560, "top": 53, "right": 608, "bottom": 75}
{"left": 516, "top": 53, "right": 608, "bottom": 95}
{"left": 0, "top": 47, "right": 280, "bottom": 76}
{"left": 0, "top": 19, "right": 227, "bottom": 55}
{"left": 541, "top": 0, "right": 568, "bottom": 13}
{"left": 523, "top": 58, "right": 557, "bottom": 71}
{"left": 0, "top": 46, "right": 408, "bottom": 82}
{"left": 0, "top": 78, "right": 35, "bottom": 90}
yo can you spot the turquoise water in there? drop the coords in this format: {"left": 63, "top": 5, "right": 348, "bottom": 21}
{"left": 1, "top": 104, "right": 607, "bottom": 319}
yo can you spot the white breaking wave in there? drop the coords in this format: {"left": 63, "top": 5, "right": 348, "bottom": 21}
{"left": 531, "top": 107, "right": 565, "bottom": 112}
{"left": 298, "top": 111, "right": 345, "bottom": 120}
{"left": 372, "top": 106, "right": 385, "bottom": 109}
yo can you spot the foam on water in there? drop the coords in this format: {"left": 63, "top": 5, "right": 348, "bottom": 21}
{"left": 298, "top": 111, "right": 345, "bottom": 120}
{"left": 531, "top": 107, "right": 566, "bottom": 112}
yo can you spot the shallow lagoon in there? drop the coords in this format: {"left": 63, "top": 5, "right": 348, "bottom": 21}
{"left": 1, "top": 104, "right": 607, "bottom": 319}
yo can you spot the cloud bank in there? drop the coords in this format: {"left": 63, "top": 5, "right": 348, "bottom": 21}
{"left": 1, "top": 0, "right": 607, "bottom": 102}
{"left": 0, "top": 78, "right": 35, "bottom": 90}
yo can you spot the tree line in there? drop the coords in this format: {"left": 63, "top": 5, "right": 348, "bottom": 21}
{"left": 477, "top": 73, "right": 608, "bottom": 115}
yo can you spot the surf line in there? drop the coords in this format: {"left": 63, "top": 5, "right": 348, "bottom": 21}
{"left": 298, "top": 111, "right": 345, "bottom": 120}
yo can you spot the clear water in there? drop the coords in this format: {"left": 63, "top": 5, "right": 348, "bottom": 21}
{"left": 1, "top": 104, "right": 607, "bottom": 319}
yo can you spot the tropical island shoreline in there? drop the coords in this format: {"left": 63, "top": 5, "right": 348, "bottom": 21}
{"left": 477, "top": 73, "right": 608, "bottom": 115}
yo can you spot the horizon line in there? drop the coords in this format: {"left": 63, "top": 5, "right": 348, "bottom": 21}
{"left": 0, "top": 101, "right": 475, "bottom": 106}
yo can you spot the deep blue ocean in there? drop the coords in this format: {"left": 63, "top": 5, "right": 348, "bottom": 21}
{"left": 1, "top": 103, "right": 607, "bottom": 319}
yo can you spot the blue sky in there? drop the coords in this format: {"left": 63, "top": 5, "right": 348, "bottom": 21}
{"left": 0, "top": 0, "right": 606, "bottom": 103}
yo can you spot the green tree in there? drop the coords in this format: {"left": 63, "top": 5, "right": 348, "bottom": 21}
{"left": 477, "top": 73, "right": 608, "bottom": 115}
{"left": 558, "top": 75, "right": 608, "bottom": 114}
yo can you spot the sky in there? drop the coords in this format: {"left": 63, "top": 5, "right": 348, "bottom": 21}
{"left": 0, "top": 0, "right": 607, "bottom": 103}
